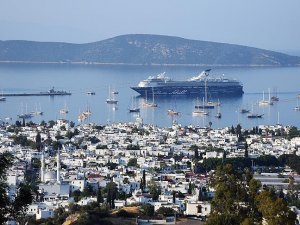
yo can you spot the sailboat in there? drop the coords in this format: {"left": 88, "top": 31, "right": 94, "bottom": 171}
{"left": 83, "top": 104, "right": 92, "bottom": 116}
{"left": 18, "top": 103, "right": 33, "bottom": 119}
{"left": 247, "top": 104, "right": 263, "bottom": 118}
{"left": 129, "top": 96, "right": 140, "bottom": 113}
{"left": 294, "top": 98, "right": 300, "bottom": 111}
{"left": 0, "top": 90, "right": 5, "bottom": 101}
{"left": 259, "top": 89, "right": 273, "bottom": 106}
{"left": 192, "top": 97, "right": 209, "bottom": 116}
{"left": 30, "top": 103, "right": 43, "bottom": 116}
{"left": 215, "top": 106, "right": 221, "bottom": 119}
{"left": 195, "top": 80, "right": 217, "bottom": 109}
{"left": 240, "top": 107, "right": 250, "bottom": 114}
{"left": 167, "top": 98, "right": 180, "bottom": 116}
{"left": 142, "top": 88, "right": 157, "bottom": 107}
{"left": 106, "top": 86, "right": 118, "bottom": 104}
{"left": 271, "top": 88, "right": 279, "bottom": 102}
{"left": 60, "top": 102, "right": 69, "bottom": 114}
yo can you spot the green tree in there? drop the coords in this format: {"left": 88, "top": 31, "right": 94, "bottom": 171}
{"left": 141, "top": 204, "right": 154, "bottom": 217}
{"left": 148, "top": 181, "right": 161, "bottom": 201}
{"left": 188, "top": 182, "right": 193, "bottom": 194}
{"left": 0, "top": 152, "right": 13, "bottom": 224}
{"left": 189, "top": 145, "right": 199, "bottom": 160}
{"left": 207, "top": 164, "right": 248, "bottom": 224}
{"left": 10, "top": 183, "right": 33, "bottom": 225}
{"left": 48, "top": 120, "right": 56, "bottom": 128}
{"left": 142, "top": 170, "right": 146, "bottom": 188}
{"left": 156, "top": 206, "right": 175, "bottom": 216}
{"left": 35, "top": 132, "right": 42, "bottom": 151}
{"left": 106, "top": 181, "right": 118, "bottom": 208}
{"left": 288, "top": 126, "right": 299, "bottom": 140}
{"left": 236, "top": 124, "right": 242, "bottom": 137}
{"left": 96, "top": 188, "right": 103, "bottom": 204}
{"left": 127, "top": 158, "right": 138, "bottom": 167}
{"left": 256, "top": 190, "right": 296, "bottom": 225}
{"left": 72, "top": 190, "right": 81, "bottom": 202}
{"left": 244, "top": 142, "right": 249, "bottom": 158}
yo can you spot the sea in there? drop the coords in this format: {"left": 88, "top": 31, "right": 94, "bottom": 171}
{"left": 0, "top": 63, "right": 299, "bottom": 129}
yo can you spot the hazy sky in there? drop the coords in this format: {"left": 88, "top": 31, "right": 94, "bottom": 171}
{"left": 1, "top": 0, "right": 299, "bottom": 53}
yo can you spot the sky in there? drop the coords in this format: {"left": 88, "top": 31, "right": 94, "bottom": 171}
{"left": 0, "top": 0, "right": 300, "bottom": 54}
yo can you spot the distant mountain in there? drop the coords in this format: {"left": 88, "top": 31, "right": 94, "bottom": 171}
{"left": 0, "top": 34, "right": 299, "bottom": 66}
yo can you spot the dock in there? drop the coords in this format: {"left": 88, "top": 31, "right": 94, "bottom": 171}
{"left": 1, "top": 87, "right": 71, "bottom": 97}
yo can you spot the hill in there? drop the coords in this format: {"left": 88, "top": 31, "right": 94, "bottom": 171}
{"left": 0, "top": 34, "right": 299, "bottom": 66}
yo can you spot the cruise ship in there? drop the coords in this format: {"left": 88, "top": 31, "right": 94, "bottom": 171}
{"left": 131, "top": 69, "right": 243, "bottom": 97}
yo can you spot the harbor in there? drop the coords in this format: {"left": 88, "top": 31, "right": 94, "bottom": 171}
{"left": 0, "top": 65, "right": 300, "bottom": 129}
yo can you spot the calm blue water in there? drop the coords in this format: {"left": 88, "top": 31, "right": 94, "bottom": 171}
{"left": 0, "top": 63, "right": 299, "bottom": 129}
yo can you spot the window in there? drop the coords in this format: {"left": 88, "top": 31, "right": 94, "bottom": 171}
{"left": 197, "top": 205, "right": 202, "bottom": 213}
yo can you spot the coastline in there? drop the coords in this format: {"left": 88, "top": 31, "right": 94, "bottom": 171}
{"left": 0, "top": 60, "right": 299, "bottom": 67}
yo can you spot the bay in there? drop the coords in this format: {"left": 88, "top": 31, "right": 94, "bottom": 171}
{"left": 0, "top": 63, "right": 299, "bottom": 129}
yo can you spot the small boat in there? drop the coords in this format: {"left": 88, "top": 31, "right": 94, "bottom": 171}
{"left": 86, "top": 91, "right": 95, "bottom": 95}
{"left": 167, "top": 109, "right": 180, "bottom": 116}
{"left": 247, "top": 113, "right": 263, "bottom": 118}
{"left": 271, "top": 96, "right": 279, "bottom": 102}
{"left": 112, "top": 91, "right": 119, "bottom": 95}
{"left": 106, "top": 99, "right": 118, "bottom": 104}
{"left": 215, "top": 112, "right": 222, "bottom": 118}
{"left": 0, "top": 97, "right": 6, "bottom": 101}
{"left": 129, "top": 108, "right": 140, "bottom": 113}
{"left": 30, "top": 111, "right": 43, "bottom": 116}
{"left": 192, "top": 110, "right": 209, "bottom": 116}
{"left": 240, "top": 108, "right": 250, "bottom": 114}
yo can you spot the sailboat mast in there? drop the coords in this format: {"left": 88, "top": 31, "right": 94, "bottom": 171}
{"left": 205, "top": 79, "right": 208, "bottom": 104}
